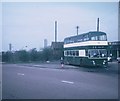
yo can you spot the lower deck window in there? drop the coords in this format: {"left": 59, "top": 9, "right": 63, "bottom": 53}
{"left": 64, "top": 50, "right": 79, "bottom": 56}
{"left": 88, "top": 49, "right": 107, "bottom": 58}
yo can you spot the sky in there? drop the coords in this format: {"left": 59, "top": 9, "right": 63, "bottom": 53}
{"left": 1, "top": 2, "right": 118, "bottom": 51}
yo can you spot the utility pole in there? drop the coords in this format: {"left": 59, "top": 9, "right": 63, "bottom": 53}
{"left": 76, "top": 26, "right": 79, "bottom": 35}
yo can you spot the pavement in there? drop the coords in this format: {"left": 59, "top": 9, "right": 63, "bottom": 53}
{"left": 20, "top": 63, "right": 79, "bottom": 69}
{"left": 14, "top": 61, "right": 119, "bottom": 76}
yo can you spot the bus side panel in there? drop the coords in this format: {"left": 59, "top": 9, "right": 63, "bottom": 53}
{"left": 64, "top": 56, "right": 108, "bottom": 67}
{"left": 64, "top": 56, "right": 81, "bottom": 65}
{"left": 64, "top": 56, "right": 89, "bottom": 66}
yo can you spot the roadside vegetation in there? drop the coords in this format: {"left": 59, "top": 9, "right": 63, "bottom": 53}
{"left": 2, "top": 47, "right": 63, "bottom": 63}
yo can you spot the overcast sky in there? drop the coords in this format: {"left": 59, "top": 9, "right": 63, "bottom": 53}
{"left": 2, "top": 2, "right": 118, "bottom": 51}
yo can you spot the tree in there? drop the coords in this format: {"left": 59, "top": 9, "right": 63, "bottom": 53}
{"left": 2, "top": 51, "right": 12, "bottom": 62}
{"left": 29, "top": 48, "right": 39, "bottom": 61}
{"left": 18, "top": 50, "right": 29, "bottom": 62}
{"left": 42, "top": 47, "right": 53, "bottom": 61}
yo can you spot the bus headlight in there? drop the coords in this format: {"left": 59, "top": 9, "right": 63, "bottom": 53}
{"left": 92, "top": 61, "right": 95, "bottom": 65}
{"left": 103, "top": 60, "right": 106, "bottom": 65}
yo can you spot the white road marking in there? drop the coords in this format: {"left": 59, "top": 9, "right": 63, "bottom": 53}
{"left": 17, "top": 73, "right": 24, "bottom": 76}
{"left": 33, "top": 65, "right": 43, "bottom": 67}
{"left": 61, "top": 80, "right": 74, "bottom": 84}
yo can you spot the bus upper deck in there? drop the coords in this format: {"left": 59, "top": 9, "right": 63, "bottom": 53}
{"left": 64, "top": 31, "right": 107, "bottom": 44}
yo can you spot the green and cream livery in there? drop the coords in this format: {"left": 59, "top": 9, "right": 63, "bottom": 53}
{"left": 64, "top": 31, "right": 108, "bottom": 67}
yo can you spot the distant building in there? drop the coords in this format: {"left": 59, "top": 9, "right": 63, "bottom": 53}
{"left": 44, "top": 39, "right": 48, "bottom": 48}
{"left": 9, "top": 43, "right": 12, "bottom": 51}
{"left": 51, "top": 42, "right": 64, "bottom": 60}
{"left": 108, "top": 41, "right": 120, "bottom": 59}
{"left": 51, "top": 42, "right": 63, "bottom": 49}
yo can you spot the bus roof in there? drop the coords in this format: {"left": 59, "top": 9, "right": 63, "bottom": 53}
{"left": 64, "top": 31, "right": 106, "bottom": 41}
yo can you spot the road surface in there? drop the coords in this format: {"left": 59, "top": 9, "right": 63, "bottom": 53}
{"left": 2, "top": 62, "right": 119, "bottom": 99}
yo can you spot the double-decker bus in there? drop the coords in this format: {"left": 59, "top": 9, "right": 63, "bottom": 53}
{"left": 64, "top": 31, "right": 108, "bottom": 67}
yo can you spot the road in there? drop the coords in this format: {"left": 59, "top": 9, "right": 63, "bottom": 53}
{"left": 2, "top": 62, "right": 119, "bottom": 99}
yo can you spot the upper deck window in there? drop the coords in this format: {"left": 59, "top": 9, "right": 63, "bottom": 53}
{"left": 83, "top": 35, "right": 89, "bottom": 41}
{"left": 91, "top": 36, "right": 98, "bottom": 41}
{"left": 64, "top": 31, "right": 107, "bottom": 44}
{"left": 99, "top": 35, "right": 107, "bottom": 41}
{"left": 90, "top": 35, "right": 107, "bottom": 41}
